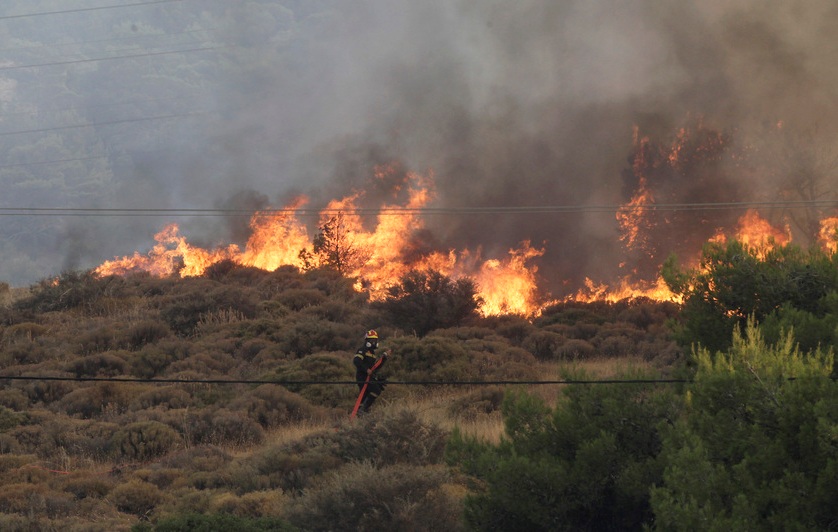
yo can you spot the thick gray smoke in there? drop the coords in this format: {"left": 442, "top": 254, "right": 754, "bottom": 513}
{"left": 2, "top": 1, "right": 837, "bottom": 296}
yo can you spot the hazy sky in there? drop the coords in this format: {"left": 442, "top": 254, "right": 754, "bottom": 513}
{"left": 2, "top": 0, "right": 838, "bottom": 293}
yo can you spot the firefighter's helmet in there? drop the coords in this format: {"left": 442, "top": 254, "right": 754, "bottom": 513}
{"left": 365, "top": 329, "right": 379, "bottom": 349}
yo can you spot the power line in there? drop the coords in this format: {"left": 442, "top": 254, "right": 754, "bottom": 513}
{"left": 0, "top": 46, "right": 217, "bottom": 72}
{"left": 0, "top": 0, "right": 188, "bottom": 22}
{"left": 0, "top": 200, "right": 837, "bottom": 217}
{"left": 0, "top": 111, "right": 207, "bottom": 138}
{"left": 0, "top": 375, "right": 831, "bottom": 385}
{"left": 0, "top": 27, "right": 218, "bottom": 55}
{"left": 0, "top": 375, "right": 691, "bottom": 385}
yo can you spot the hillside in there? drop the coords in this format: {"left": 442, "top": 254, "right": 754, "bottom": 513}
{"left": 0, "top": 264, "right": 681, "bottom": 530}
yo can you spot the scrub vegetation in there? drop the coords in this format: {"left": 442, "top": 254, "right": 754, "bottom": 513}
{"left": 0, "top": 240, "right": 836, "bottom": 530}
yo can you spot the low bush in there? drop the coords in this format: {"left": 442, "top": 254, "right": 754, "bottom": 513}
{"left": 110, "top": 421, "right": 182, "bottom": 461}
{"left": 109, "top": 479, "right": 163, "bottom": 516}
{"left": 124, "top": 320, "right": 171, "bottom": 350}
{"left": 283, "top": 462, "right": 464, "bottom": 532}
{"left": 229, "top": 384, "right": 329, "bottom": 428}
{"left": 135, "top": 513, "right": 295, "bottom": 532}
{"left": 555, "top": 338, "right": 597, "bottom": 360}
{"left": 66, "top": 353, "right": 129, "bottom": 378}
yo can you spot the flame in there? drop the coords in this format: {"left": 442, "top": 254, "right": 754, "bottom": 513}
{"left": 94, "top": 170, "right": 547, "bottom": 317}
{"left": 818, "top": 217, "right": 838, "bottom": 254}
{"left": 709, "top": 209, "right": 791, "bottom": 258}
{"left": 95, "top": 223, "right": 239, "bottom": 277}
{"left": 572, "top": 275, "right": 680, "bottom": 304}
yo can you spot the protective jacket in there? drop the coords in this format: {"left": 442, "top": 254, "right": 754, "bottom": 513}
{"left": 353, "top": 342, "right": 387, "bottom": 413}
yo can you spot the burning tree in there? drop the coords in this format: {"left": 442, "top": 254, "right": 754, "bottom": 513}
{"left": 300, "top": 211, "right": 369, "bottom": 274}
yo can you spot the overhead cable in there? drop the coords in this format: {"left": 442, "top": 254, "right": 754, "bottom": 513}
{"left": 0, "top": 0, "right": 187, "bottom": 21}
{"left": 0, "top": 200, "right": 837, "bottom": 218}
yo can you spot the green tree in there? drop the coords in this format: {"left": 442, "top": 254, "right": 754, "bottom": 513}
{"left": 651, "top": 319, "right": 838, "bottom": 530}
{"left": 662, "top": 240, "right": 838, "bottom": 353}
{"left": 446, "top": 372, "right": 679, "bottom": 531}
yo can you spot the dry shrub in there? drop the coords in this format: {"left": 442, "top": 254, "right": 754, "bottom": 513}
{"left": 0, "top": 387, "right": 29, "bottom": 410}
{"left": 556, "top": 338, "right": 597, "bottom": 360}
{"left": 595, "top": 335, "right": 636, "bottom": 358}
{"left": 58, "top": 472, "right": 115, "bottom": 500}
{"left": 334, "top": 408, "right": 448, "bottom": 467}
{"left": 447, "top": 387, "right": 505, "bottom": 420}
{"left": 19, "top": 370, "right": 75, "bottom": 405}
{"left": 0, "top": 433, "right": 21, "bottom": 453}
{"left": 57, "top": 382, "right": 139, "bottom": 419}
{"left": 130, "top": 386, "right": 192, "bottom": 411}
{"left": 0, "top": 405, "right": 27, "bottom": 431}
{"left": 182, "top": 408, "right": 265, "bottom": 448}
{"left": 124, "top": 320, "right": 171, "bottom": 350}
{"left": 160, "top": 444, "right": 232, "bottom": 472}
{"left": 159, "top": 280, "right": 260, "bottom": 337}
{"left": 273, "top": 353, "right": 356, "bottom": 408}
{"left": 109, "top": 479, "right": 163, "bottom": 516}
{"left": 274, "top": 288, "right": 327, "bottom": 312}
{"left": 2, "top": 322, "right": 47, "bottom": 344}
{"left": 151, "top": 486, "right": 214, "bottom": 517}
{"left": 521, "top": 329, "right": 565, "bottom": 360}
{"left": 0, "top": 454, "right": 38, "bottom": 473}
{"left": 209, "top": 489, "right": 285, "bottom": 518}
{"left": 75, "top": 326, "right": 119, "bottom": 355}
{"left": 65, "top": 352, "right": 129, "bottom": 378}
{"left": 110, "top": 421, "right": 181, "bottom": 461}
{"left": 1, "top": 340, "right": 46, "bottom": 365}
{"left": 229, "top": 384, "right": 328, "bottom": 429}
{"left": 274, "top": 316, "right": 356, "bottom": 357}
{"left": 221, "top": 439, "right": 344, "bottom": 494}
{"left": 284, "top": 462, "right": 465, "bottom": 532}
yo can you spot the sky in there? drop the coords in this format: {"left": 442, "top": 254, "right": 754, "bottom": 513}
{"left": 2, "top": 0, "right": 838, "bottom": 294}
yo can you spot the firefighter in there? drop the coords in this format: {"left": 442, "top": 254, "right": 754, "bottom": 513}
{"left": 353, "top": 329, "right": 389, "bottom": 414}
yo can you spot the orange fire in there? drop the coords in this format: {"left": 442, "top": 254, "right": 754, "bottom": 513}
{"left": 572, "top": 275, "right": 679, "bottom": 304}
{"left": 710, "top": 209, "right": 791, "bottom": 253}
{"left": 95, "top": 170, "right": 546, "bottom": 317}
{"left": 819, "top": 217, "right": 838, "bottom": 254}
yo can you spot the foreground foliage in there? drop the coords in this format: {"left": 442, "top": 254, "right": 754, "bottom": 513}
{"left": 652, "top": 320, "right": 838, "bottom": 530}
{"left": 448, "top": 320, "right": 838, "bottom": 531}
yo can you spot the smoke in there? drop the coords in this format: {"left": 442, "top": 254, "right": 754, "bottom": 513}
{"left": 3, "top": 0, "right": 838, "bottom": 294}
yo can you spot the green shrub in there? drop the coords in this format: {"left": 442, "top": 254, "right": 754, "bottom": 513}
{"left": 111, "top": 421, "right": 181, "bottom": 461}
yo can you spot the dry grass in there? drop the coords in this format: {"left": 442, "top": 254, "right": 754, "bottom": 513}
{"left": 0, "top": 286, "right": 29, "bottom": 307}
